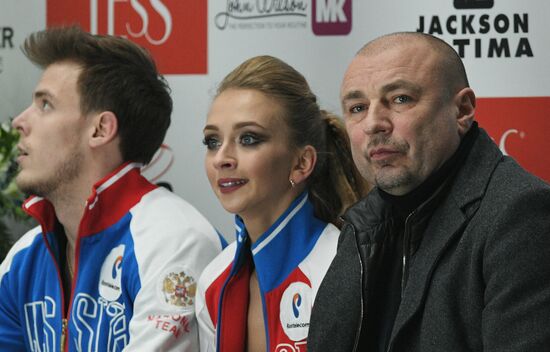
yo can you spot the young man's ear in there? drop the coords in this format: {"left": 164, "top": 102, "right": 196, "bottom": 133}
{"left": 289, "top": 145, "right": 317, "bottom": 187}
{"left": 89, "top": 111, "right": 118, "bottom": 148}
{"left": 455, "top": 87, "right": 476, "bottom": 137}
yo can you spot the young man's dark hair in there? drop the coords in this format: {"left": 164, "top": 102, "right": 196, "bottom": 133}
{"left": 22, "top": 25, "right": 172, "bottom": 164}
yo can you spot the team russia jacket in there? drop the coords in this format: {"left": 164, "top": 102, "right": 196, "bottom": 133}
{"left": 0, "top": 162, "right": 225, "bottom": 351}
{"left": 196, "top": 192, "right": 339, "bottom": 352}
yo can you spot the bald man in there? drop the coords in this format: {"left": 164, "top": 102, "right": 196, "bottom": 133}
{"left": 307, "top": 32, "right": 550, "bottom": 352}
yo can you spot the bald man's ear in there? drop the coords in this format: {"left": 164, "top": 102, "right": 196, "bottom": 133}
{"left": 89, "top": 111, "right": 118, "bottom": 148}
{"left": 455, "top": 87, "right": 476, "bottom": 137}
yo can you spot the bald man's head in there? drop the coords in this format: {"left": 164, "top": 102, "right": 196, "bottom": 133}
{"left": 341, "top": 31, "right": 477, "bottom": 195}
{"left": 358, "top": 32, "right": 469, "bottom": 97}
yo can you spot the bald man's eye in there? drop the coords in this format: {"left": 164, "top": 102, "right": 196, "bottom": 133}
{"left": 350, "top": 104, "right": 367, "bottom": 113}
{"left": 393, "top": 95, "right": 411, "bottom": 104}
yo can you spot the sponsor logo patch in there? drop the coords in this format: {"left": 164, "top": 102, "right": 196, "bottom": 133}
{"left": 99, "top": 244, "right": 125, "bottom": 301}
{"left": 279, "top": 282, "right": 312, "bottom": 342}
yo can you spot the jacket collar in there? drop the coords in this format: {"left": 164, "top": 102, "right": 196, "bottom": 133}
{"left": 232, "top": 192, "right": 327, "bottom": 292}
{"left": 23, "top": 162, "right": 156, "bottom": 237}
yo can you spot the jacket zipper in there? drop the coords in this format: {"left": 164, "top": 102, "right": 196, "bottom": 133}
{"left": 348, "top": 210, "right": 415, "bottom": 352}
{"left": 386, "top": 211, "right": 416, "bottom": 352}
{"left": 41, "top": 228, "right": 69, "bottom": 352}
{"left": 400, "top": 210, "right": 416, "bottom": 299}
{"left": 60, "top": 318, "right": 68, "bottom": 352}
{"left": 349, "top": 224, "right": 363, "bottom": 352}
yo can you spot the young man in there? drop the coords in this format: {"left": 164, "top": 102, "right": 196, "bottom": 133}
{"left": 0, "top": 26, "right": 224, "bottom": 351}
{"left": 308, "top": 32, "right": 550, "bottom": 351}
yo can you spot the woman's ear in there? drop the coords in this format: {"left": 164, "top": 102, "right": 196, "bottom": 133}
{"left": 89, "top": 111, "right": 118, "bottom": 148}
{"left": 455, "top": 87, "right": 476, "bottom": 137}
{"left": 289, "top": 145, "right": 317, "bottom": 186}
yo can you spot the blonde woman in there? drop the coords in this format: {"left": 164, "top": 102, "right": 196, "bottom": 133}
{"left": 195, "top": 56, "right": 369, "bottom": 352}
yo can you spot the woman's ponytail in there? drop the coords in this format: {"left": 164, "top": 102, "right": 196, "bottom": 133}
{"left": 308, "top": 111, "right": 371, "bottom": 227}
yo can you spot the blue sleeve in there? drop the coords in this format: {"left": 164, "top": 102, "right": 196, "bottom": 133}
{"left": 0, "top": 258, "right": 27, "bottom": 351}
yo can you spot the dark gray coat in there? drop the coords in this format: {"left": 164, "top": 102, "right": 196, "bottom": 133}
{"left": 308, "top": 128, "right": 550, "bottom": 351}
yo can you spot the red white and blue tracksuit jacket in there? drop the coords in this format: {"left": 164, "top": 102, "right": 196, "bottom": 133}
{"left": 196, "top": 192, "right": 339, "bottom": 352}
{"left": 0, "top": 162, "right": 225, "bottom": 351}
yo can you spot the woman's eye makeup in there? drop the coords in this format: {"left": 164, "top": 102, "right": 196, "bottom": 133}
{"left": 202, "top": 135, "right": 221, "bottom": 150}
{"left": 202, "top": 129, "right": 268, "bottom": 150}
{"left": 239, "top": 132, "right": 263, "bottom": 146}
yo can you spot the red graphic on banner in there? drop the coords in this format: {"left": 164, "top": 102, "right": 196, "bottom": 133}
{"left": 476, "top": 97, "right": 550, "bottom": 183}
{"left": 46, "top": 0, "right": 207, "bottom": 74}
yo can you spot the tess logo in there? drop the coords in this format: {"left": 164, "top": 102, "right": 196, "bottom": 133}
{"left": 46, "top": 0, "right": 207, "bottom": 74}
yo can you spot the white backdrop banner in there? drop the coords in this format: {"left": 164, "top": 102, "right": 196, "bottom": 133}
{"left": 1, "top": 0, "right": 549, "bottom": 237}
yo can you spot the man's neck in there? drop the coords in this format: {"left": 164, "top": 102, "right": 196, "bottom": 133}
{"left": 49, "top": 172, "right": 100, "bottom": 282}
{"left": 48, "top": 164, "right": 109, "bottom": 243}
{"left": 48, "top": 184, "right": 88, "bottom": 244}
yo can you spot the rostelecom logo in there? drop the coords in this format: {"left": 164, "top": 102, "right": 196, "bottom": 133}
{"left": 292, "top": 293, "right": 302, "bottom": 318}
{"left": 46, "top": 0, "right": 207, "bottom": 74}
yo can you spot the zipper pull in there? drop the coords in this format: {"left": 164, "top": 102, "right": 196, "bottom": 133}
{"left": 60, "top": 318, "right": 68, "bottom": 352}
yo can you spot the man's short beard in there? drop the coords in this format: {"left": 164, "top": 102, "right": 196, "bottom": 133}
{"left": 375, "top": 170, "right": 417, "bottom": 194}
{"left": 16, "top": 151, "right": 84, "bottom": 199}
{"left": 367, "top": 136, "right": 416, "bottom": 194}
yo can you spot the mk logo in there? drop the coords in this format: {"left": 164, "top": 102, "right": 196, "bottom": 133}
{"left": 312, "top": 0, "right": 352, "bottom": 36}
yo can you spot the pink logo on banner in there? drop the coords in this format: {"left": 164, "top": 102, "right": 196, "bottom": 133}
{"left": 312, "top": 0, "right": 352, "bottom": 35}
{"left": 476, "top": 97, "right": 550, "bottom": 183}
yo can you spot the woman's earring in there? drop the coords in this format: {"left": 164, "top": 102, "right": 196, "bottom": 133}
{"left": 289, "top": 178, "right": 296, "bottom": 188}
